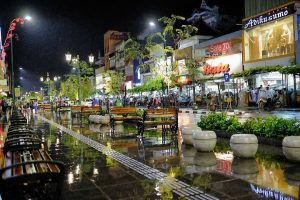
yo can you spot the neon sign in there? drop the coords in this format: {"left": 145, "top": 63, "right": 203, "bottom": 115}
{"left": 208, "top": 41, "right": 232, "bottom": 55}
{"left": 203, "top": 63, "right": 230, "bottom": 75}
{"left": 243, "top": 4, "right": 294, "bottom": 29}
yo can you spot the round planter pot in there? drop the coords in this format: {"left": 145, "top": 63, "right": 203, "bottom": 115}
{"left": 193, "top": 131, "right": 216, "bottom": 152}
{"left": 100, "top": 125, "right": 110, "bottom": 133}
{"left": 114, "top": 124, "right": 124, "bottom": 133}
{"left": 282, "top": 136, "right": 300, "bottom": 162}
{"left": 181, "top": 125, "right": 201, "bottom": 145}
{"left": 194, "top": 152, "right": 217, "bottom": 173}
{"left": 230, "top": 134, "right": 258, "bottom": 158}
{"left": 100, "top": 115, "right": 110, "bottom": 125}
{"left": 232, "top": 158, "right": 258, "bottom": 180}
{"left": 89, "top": 124, "right": 100, "bottom": 132}
{"left": 182, "top": 147, "right": 197, "bottom": 164}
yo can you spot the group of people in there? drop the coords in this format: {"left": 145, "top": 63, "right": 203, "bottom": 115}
{"left": 246, "top": 85, "right": 287, "bottom": 108}
{"left": 0, "top": 97, "right": 12, "bottom": 119}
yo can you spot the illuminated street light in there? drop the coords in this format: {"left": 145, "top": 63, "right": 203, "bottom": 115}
{"left": 88, "top": 54, "right": 95, "bottom": 65}
{"left": 19, "top": 67, "right": 23, "bottom": 70}
{"left": 66, "top": 53, "right": 93, "bottom": 105}
{"left": 24, "top": 16, "right": 32, "bottom": 21}
{"left": 149, "top": 21, "right": 155, "bottom": 27}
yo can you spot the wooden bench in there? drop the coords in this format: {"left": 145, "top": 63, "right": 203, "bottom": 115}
{"left": 110, "top": 107, "right": 141, "bottom": 133}
{"left": 0, "top": 149, "right": 64, "bottom": 200}
{"left": 138, "top": 108, "right": 178, "bottom": 138}
{"left": 80, "top": 106, "right": 101, "bottom": 118}
{"left": 40, "top": 104, "right": 52, "bottom": 112}
{"left": 71, "top": 105, "right": 83, "bottom": 117}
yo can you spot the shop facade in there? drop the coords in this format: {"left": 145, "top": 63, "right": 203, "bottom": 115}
{"left": 194, "top": 31, "right": 244, "bottom": 103}
{"left": 242, "top": 2, "right": 300, "bottom": 90}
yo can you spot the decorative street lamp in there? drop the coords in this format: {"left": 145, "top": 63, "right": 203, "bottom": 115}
{"left": 40, "top": 72, "right": 54, "bottom": 101}
{"left": 1, "top": 16, "right": 31, "bottom": 107}
{"left": 88, "top": 54, "right": 95, "bottom": 65}
{"left": 65, "top": 52, "right": 94, "bottom": 105}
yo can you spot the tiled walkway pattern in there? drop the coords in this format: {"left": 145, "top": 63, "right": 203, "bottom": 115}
{"left": 38, "top": 115, "right": 218, "bottom": 200}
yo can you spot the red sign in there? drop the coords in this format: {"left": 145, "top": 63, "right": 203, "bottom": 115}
{"left": 208, "top": 41, "right": 232, "bottom": 55}
{"left": 203, "top": 64, "right": 230, "bottom": 75}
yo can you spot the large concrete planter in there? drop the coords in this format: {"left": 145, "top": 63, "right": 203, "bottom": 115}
{"left": 282, "top": 136, "right": 300, "bottom": 162}
{"left": 193, "top": 131, "right": 216, "bottom": 152}
{"left": 114, "top": 124, "right": 124, "bottom": 133}
{"left": 100, "top": 125, "right": 110, "bottom": 133}
{"left": 232, "top": 158, "right": 258, "bottom": 180}
{"left": 194, "top": 152, "right": 217, "bottom": 173}
{"left": 181, "top": 124, "right": 201, "bottom": 145}
{"left": 182, "top": 147, "right": 197, "bottom": 164}
{"left": 230, "top": 134, "right": 258, "bottom": 158}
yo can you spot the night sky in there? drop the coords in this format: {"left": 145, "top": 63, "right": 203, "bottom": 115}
{"left": 1, "top": 0, "right": 244, "bottom": 91}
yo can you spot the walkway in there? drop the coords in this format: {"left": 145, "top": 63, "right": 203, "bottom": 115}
{"left": 38, "top": 114, "right": 218, "bottom": 200}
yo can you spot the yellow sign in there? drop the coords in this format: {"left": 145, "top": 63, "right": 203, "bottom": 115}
{"left": 0, "top": 85, "right": 9, "bottom": 92}
{"left": 15, "top": 87, "right": 21, "bottom": 97}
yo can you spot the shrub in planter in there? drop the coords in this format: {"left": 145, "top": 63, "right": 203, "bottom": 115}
{"left": 198, "top": 113, "right": 227, "bottom": 131}
{"left": 199, "top": 114, "right": 300, "bottom": 139}
{"left": 226, "top": 116, "right": 243, "bottom": 133}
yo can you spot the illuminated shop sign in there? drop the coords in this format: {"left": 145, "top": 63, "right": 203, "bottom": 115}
{"left": 110, "top": 32, "right": 130, "bottom": 40}
{"left": 202, "top": 53, "right": 242, "bottom": 77}
{"left": 243, "top": 4, "right": 294, "bottom": 29}
{"left": 208, "top": 41, "right": 232, "bottom": 55}
{"left": 203, "top": 64, "right": 230, "bottom": 75}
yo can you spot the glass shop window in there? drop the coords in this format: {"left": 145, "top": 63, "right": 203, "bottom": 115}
{"left": 243, "top": 15, "right": 294, "bottom": 62}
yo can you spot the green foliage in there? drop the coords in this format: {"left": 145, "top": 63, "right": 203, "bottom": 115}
{"left": 226, "top": 116, "right": 244, "bottom": 133}
{"left": 103, "top": 71, "right": 123, "bottom": 96}
{"left": 230, "top": 65, "right": 300, "bottom": 79}
{"left": 128, "top": 77, "right": 164, "bottom": 93}
{"left": 198, "top": 113, "right": 227, "bottom": 131}
{"left": 192, "top": 173, "right": 212, "bottom": 192}
{"left": 198, "top": 114, "right": 300, "bottom": 138}
{"left": 25, "top": 91, "right": 43, "bottom": 102}
{"left": 60, "top": 75, "right": 94, "bottom": 100}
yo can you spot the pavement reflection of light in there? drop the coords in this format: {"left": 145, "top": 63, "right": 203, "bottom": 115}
{"left": 68, "top": 172, "right": 74, "bottom": 184}
{"left": 75, "top": 164, "right": 80, "bottom": 175}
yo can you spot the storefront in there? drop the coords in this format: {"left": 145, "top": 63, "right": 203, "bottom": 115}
{"left": 242, "top": 3, "right": 299, "bottom": 89}
{"left": 194, "top": 31, "right": 244, "bottom": 98}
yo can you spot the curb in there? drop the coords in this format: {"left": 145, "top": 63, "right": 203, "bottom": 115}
{"left": 178, "top": 110, "right": 244, "bottom": 116}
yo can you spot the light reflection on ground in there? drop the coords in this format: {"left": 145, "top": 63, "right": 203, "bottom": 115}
{"left": 1, "top": 110, "right": 299, "bottom": 199}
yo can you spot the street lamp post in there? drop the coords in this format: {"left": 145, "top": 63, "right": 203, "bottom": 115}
{"left": 1, "top": 16, "right": 31, "bottom": 107}
{"left": 65, "top": 52, "right": 94, "bottom": 105}
{"left": 40, "top": 72, "right": 57, "bottom": 102}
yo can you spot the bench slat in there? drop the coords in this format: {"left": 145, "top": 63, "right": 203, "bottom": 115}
{"left": 39, "top": 150, "right": 59, "bottom": 173}
{"left": 13, "top": 151, "right": 23, "bottom": 176}
{"left": 32, "top": 150, "right": 49, "bottom": 173}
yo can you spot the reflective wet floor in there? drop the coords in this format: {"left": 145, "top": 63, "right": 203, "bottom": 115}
{"left": 1, "top": 111, "right": 300, "bottom": 199}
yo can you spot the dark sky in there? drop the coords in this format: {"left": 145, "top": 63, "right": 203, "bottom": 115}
{"left": 1, "top": 0, "right": 244, "bottom": 91}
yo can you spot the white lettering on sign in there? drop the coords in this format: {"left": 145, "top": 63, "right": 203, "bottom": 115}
{"left": 243, "top": 5, "right": 293, "bottom": 29}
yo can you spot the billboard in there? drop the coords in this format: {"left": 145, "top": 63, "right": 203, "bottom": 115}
{"left": 104, "top": 31, "right": 130, "bottom": 69}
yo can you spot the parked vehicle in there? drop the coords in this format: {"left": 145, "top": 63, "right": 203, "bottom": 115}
{"left": 177, "top": 95, "right": 191, "bottom": 107}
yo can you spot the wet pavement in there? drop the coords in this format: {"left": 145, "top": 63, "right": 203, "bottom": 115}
{"left": 0, "top": 111, "right": 300, "bottom": 199}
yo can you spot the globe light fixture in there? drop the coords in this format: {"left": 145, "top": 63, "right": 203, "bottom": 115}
{"left": 88, "top": 53, "right": 94, "bottom": 65}
{"left": 24, "top": 16, "right": 32, "bottom": 21}
{"left": 65, "top": 52, "right": 72, "bottom": 62}
{"left": 149, "top": 21, "right": 155, "bottom": 27}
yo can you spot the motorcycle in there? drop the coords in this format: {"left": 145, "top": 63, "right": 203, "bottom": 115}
{"left": 258, "top": 94, "right": 282, "bottom": 111}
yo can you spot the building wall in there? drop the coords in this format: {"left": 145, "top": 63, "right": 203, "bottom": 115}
{"left": 104, "top": 31, "right": 130, "bottom": 70}
{"left": 245, "top": 0, "right": 293, "bottom": 18}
